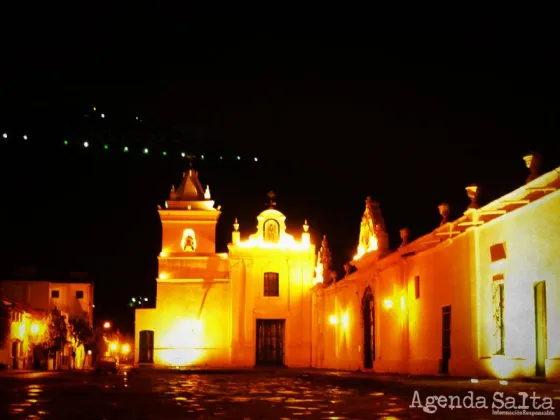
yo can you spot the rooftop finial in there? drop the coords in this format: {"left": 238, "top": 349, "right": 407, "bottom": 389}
{"left": 233, "top": 218, "right": 239, "bottom": 231}
{"left": 266, "top": 191, "right": 277, "bottom": 209}
{"left": 465, "top": 184, "right": 479, "bottom": 210}
{"left": 204, "top": 185, "right": 211, "bottom": 200}
{"left": 303, "top": 219, "right": 309, "bottom": 232}
{"left": 399, "top": 227, "right": 411, "bottom": 248}
{"left": 523, "top": 152, "right": 543, "bottom": 184}
{"left": 438, "top": 203, "right": 450, "bottom": 226}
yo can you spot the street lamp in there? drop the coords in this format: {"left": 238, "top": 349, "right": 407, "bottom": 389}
{"left": 30, "top": 322, "right": 40, "bottom": 335}
{"left": 103, "top": 321, "right": 111, "bottom": 329}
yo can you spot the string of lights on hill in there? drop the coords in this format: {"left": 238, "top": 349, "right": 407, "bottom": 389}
{"left": 0, "top": 106, "right": 260, "bottom": 163}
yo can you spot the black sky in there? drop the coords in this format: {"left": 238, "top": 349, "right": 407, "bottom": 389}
{"left": 1, "top": 7, "right": 559, "bottom": 332}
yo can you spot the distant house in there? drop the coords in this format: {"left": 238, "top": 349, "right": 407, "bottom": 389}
{"left": 1, "top": 271, "right": 94, "bottom": 326}
{"left": 0, "top": 271, "right": 94, "bottom": 370}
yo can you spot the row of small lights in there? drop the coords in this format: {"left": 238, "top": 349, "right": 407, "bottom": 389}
{"left": 69, "top": 140, "right": 258, "bottom": 161}
{"left": 2, "top": 132, "right": 259, "bottom": 162}
{"left": 3, "top": 133, "right": 28, "bottom": 140}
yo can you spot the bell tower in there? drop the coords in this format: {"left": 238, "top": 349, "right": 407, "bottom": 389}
{"left": 159, "top": 165, "right": 221, "bottom": 257}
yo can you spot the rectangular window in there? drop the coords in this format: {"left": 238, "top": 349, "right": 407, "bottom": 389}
{"left": 51, "top": 290, "right": 60, "bottom": 298}
{"left": 263, "top": 272, "right": 279, "bottom": 297}
{"left": 490, "top": 243, "right": 507, "bottom": 262}
{"left": 414, "top": 276, "right": 420, "bottom": 299}
{"left": 76, "top": 290, "right": 84, "bottom": 299}
{"left": 493, "top": 282, "right": 505, "bottom": 355}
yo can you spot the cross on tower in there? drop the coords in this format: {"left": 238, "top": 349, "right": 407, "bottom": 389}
{"left": 266, "top": 191, "right": 277, "bottom": 208}
{"left": 186, "top": 153, "right": 196, "bottom": 168}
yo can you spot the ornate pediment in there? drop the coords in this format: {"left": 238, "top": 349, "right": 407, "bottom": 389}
{"left": 354, "top": 197, "right": 388, "bottom": 260}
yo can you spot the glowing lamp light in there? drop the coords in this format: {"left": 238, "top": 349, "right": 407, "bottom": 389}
{"left": 159, "top": 273, "right": 169, "bottom": 280}
{"left": 383, "top": 299, "right": 393, "bottom": 309}
{"left": 144, "top": 297, "right": 148, "bottom": 302}
{"left": 83, "top": 141, "right": 89, "bottom": 148}
{"left": 236, "top": 156, "right": 241, "bottom": 160}
{"left": 109, "top": 342, "right": 118, "bottom": 351}
{"left": 254, "top": 157, "right": 258, "bottom": 162}
{"left": 329, "top": 315, "right": 338, "bottom": 325}
{"left": 200, "top": 155, "right": 205, "bottom": 160}
{"left": 104, "top": 144, "right": 109, "bottom": 150}
{"left": 181, "top": 152, "right": 186, "bottom": 157}
{"left": 143, "top": 148, "right": 149, "bottom": 154}
{"left": 64, "top": 140, "right": 68, "bottom": 145}
{"left": 2, "top": 133, "right": 7, "bottom": 139}
{"left": 101, "top": 113, "right": 105, "bottom": 118}
{"left": 121, "top": 344, "right": 131, "bottom": 355}
{"left": 131, "top": 297, "right": 136, "bottom": 303}
{"left": 123, "top": 146, "right": 129, "bottom": 152}
{"left": 219, "top": 156, "right": 223, "bottom": 160}
{"left": 162, "top": 151, "right": 167, "bottom": 156}
{"left": 341, "top": 313, "right": 349, "bottom": 328}
{"left": 23, "top": 135, "right": 28, "bottom": 140}
{"left": 103, "top": 321, "right": 111, "bottom": 329}
{"left": 87, "top": 350, "right": 92, "bottom": 355}
{"left": 30, "top": 322, "right": 40, "bottom": 335}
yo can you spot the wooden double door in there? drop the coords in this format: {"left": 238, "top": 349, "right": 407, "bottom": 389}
{"left": 255, "top": 319, "right": 285, "bottom": 366}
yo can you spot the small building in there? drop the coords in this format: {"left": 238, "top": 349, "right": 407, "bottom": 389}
{"left": 0, "top": 272, "right": 94, "bottom": 369}
{"left": 135, "top": 169, "right": 315, "bottom": 367}
{"left": 312, "top": 155, "right": 560, "bottom": 381}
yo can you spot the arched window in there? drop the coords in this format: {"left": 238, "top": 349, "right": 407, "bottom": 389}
{"left": 181, "top": 229, "right": 197, "bottom": 252}
{"left": 263, "top": 219, "right": 279, "bottom": 243}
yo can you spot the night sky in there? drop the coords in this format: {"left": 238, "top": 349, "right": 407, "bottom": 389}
{"left": 1, "top": 8, "right": 559, "bottom": 332}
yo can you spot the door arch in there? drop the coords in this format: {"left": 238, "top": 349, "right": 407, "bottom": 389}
{"left": 362, "top": 287, "right": 375, "bottom": 369}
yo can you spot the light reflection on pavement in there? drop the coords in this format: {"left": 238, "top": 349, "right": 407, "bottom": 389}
{"left": 0, "top": 369, "right": 554, "bottom": 419}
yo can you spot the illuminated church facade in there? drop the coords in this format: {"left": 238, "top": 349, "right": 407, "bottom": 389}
{"left": 135, "top": 169, "right": 315, "bottom": 367}
{"left": 136, "top": 155, "right": 560, "bottom": 381}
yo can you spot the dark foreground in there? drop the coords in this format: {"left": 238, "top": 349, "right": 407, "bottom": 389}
{"left": 0, "top": 368, "right": 558, "bottom": 419}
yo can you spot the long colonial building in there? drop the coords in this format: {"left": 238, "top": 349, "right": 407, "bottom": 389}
{"left": 313, "top": 153, "right": 559, "bottom": 381}
{"left": 136, "top": 154, "right": 560, "bottom": 381}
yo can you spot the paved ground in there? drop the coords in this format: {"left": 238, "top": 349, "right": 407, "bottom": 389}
{"left": 0, "top": 368, "right": 558, "bottom": 419}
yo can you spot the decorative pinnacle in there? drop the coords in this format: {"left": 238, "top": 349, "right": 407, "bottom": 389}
{"left": 465, "top": 184, "right": 479, "bottom": 209}
{"left": 233, "top": 218, "right": 239, "bottom": 231}
{"left": 303, "top": 219, "right": 309, "bottom": 233}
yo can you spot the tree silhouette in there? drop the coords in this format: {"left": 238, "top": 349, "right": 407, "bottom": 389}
{"left": 69, "top": 318, "right": 94, "bottom": 369}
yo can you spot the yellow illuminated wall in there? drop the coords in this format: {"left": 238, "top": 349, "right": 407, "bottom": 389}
{"left": 228, "top": 208, "right": 316, "bottom": 367}
{"left": 135, "top": 172, "right": 315, "bottom": 368}
{"left": 477, "top": 188, "right": 560, "bottom": 379}
{"left": 312, "top": 168, "right": 560, "bottom": 382}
